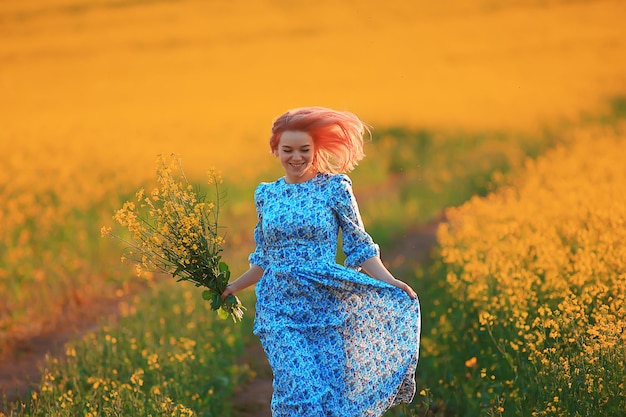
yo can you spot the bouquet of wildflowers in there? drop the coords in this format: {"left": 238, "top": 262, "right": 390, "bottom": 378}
{"left": 102, "top": 154, "right": 245, "bottom": 322}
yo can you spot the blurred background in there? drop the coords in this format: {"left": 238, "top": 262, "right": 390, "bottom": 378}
{"left": 2, "top": 0, "right": 625, "bottom": 177}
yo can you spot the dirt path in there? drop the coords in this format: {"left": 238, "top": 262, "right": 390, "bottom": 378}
{"left": 0, "top": 283, "right": 148, "bottom": 410}
{"left": 0, "top": 220, "right": 440, "bottom": 415}
{"left": 0, "top": 314, "right": 110, "bottom": 406}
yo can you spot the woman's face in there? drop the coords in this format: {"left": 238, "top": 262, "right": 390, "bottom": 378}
{"left": 276, "top": 130, "right": 317, "bottom": 183}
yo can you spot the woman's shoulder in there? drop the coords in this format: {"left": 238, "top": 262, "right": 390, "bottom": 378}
{"left": 317, "top": 174, "right": 354, "bottom": 201}
{"left": 316, "top": 172, "right": 351, "bottom": 184}
{"left": 325, "top": 173, "right": 353, "bottom": 189}
{"left": 253, "top": 177, "right": 288, "bottom": 202}
{"left": 253, "top": 180, "right": 273, "bottom": 202}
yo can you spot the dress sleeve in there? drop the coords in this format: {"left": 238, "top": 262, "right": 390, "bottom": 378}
{"left": 332, "top": 175, "right": 380, "bottom": 270}
{"left": 248, "top": 183, "right": 269, "bottom": 271}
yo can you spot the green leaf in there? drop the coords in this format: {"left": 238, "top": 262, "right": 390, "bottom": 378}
{"left": 201, "top": 290, "right": 212, "bottom": 301}
{"left": 219, "top": 262, "right": 229, "bottom": 272}
{"left": 217, "top": 308, "right": 229, "bottom": 320}
{"left": 210, "top": 292, "right": 221, "bottom": 310}
{"left": 224, "top": 294, "right": 238, "bottom": 307}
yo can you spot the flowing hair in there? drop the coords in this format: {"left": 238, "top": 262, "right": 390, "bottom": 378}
{"left": 269, "top": 106, "right": 370, "bottom": 174}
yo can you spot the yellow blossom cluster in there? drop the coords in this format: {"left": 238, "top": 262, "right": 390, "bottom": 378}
{"left": 109, "top": 155, "right": 220, "bottom": 276}
{"left": 104, "top": 154, "right": 245, "bottom": 321}
{"left": 438, "top": 125, "right": 626, "bottom": 415}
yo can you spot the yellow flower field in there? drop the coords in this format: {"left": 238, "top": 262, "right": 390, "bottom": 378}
{"left": 4, "top": 0, "right": 624, "bottom": 352}
{"left": 436, "top": 124, "right": 626, "bottom": 415}
{"left": 3, "top": 282, "right": 254, "bottom": 416}
{"left": 1, "top": 0, "right": 626, "bottom": 414}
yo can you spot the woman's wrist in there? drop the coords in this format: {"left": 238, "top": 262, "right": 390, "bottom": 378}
{"left": 221, "top": 283, "right": 236, "bottom": 301}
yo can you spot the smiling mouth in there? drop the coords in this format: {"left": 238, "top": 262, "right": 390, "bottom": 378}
{"left": 289, "top": 162, "right": 306, "bottom": 168}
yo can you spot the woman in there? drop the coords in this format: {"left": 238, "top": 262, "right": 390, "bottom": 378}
{"left": 221, "top": 106, "right": 421, "bottom": 416}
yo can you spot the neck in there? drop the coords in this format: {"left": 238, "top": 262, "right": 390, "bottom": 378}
{"left": 285, "top": 170, "right": 318, "bottom": 184}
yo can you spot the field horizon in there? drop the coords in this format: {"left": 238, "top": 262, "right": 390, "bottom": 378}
{"left": 2, "top": 0, "right": 626, "bottom": 179}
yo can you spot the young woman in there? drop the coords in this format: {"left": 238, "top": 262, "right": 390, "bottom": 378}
{"left": 221, "top": 106, "right": 421, "bottom": 416}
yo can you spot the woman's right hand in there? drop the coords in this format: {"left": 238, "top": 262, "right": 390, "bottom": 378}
{"left": 221, "top": 284, "right": 235, "bottom": 301}
{"left": 219, "top": 265, "right": 264, "bottom": 301}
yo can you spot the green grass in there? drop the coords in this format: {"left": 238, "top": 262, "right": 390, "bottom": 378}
{"left": 353, "top": 126, "right": 555, "bottom": 247}
{"left": 2, "top": 278, "right": 256, "bottom": 417}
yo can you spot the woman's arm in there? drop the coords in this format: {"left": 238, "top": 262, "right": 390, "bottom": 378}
{"left": 221, "top": 265, "right": 264, "bottom": 300}
{"left": 362, "top": 256, "right": 417, "bottom": 299}
{"left": 331, "top": 176, "right": 416, "bottom": 299}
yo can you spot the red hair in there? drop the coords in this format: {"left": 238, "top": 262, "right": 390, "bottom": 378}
{"left": 269, "top": 106, "right": 369, "bottom": 174}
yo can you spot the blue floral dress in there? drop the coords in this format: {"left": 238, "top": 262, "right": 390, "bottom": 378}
{"left": 249, "top": 173, "right": 421, "bottom": 417}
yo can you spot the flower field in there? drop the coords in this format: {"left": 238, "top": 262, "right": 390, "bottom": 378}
{"left": 2, "top": 0, "right": 626, "bottom": 415}
{"left": 0, "top": 138, "right": 141, "bottom": 354}
{"left": 0, "top": 118, "right": 559, "bottom": 360}
{"left": 420, "top": 122, "right": 626, "bottom": 416}
{"left": 4, "top": 282, "right": 255, "bottom": 416}
{"left": 3, "top": 106, "right": 624, "bottom": 416}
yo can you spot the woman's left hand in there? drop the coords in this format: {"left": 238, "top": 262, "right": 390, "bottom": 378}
{"left": 393, "top": 279, "right": 418, "bottom": 299}
{"left": 362, "top": 257, "right": 418, "bottom": 299}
